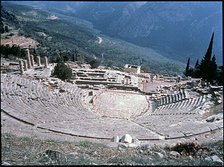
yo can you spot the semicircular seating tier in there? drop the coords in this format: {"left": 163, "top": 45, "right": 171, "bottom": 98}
{"left": 1, "top": 74, "right": 223, "bottom": 141}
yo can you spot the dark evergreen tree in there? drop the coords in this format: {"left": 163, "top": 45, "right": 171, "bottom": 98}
{"left": 72, "top": 53, "right": 75, "bottom": 62}
{"left": 0, "top": 21, "right": 4, "bottom": 33}
{"left": 55, "top": 55, "right": 63, "bottom": 63}
{"left": 184, "top": 57, "right": 190, "bottom": 76}
{"left": 90, "top": 59, "right": 100, "bottom": 69}
{"left": 62, "top": 52, "right": 69, "bottom": 62}
{"left": 208, "top": 55, "right": 217, "bottom": 83}
{"left": 74, "top": 49, "right": 78, "bottom": 62}
{"left": 21, "top": 49, "right": 26, "bottom": 58}
{"left": 4, "top": 25, "right": 9, "bottom": 32}
{"left": 195, "top": 59, "right": 199, "bottom": 69}
{"left": 198, "top": 32, "right": 214, "bottom": 81}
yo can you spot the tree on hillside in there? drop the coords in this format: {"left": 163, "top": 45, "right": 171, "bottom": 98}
{"left": 182, "top": 32, "right": 221, "bottom": 85}
{"left": 106, "top": 60, "right": 114, "bottom": 68}
{"left": 20, "top": 49, "right": 26, "bottom": 58}
{"left": 208, "top": 55, "right": 217, "bottom": 83}
{"left": 193, "top": 59, "right": 200, "bottom": 78}
{"left": 194, "top": 59, "right": 199, "bottom": 69}
{"left": 52, "top": 62, "right": 72, "bottom": 81}
{"left": 63, "top": 54, "right": 69, "bottom": 62}
{"left": 0, "top": 21, "right": 4, "bottom": 33}
{"left": 77, "top": 54, "right": 85, "bottom": 65}
{"left": 73, "top": 49, "right": 77, "bottom": 62}
{"left": 4, "top": 25, "right": 9, "bottom": 32}
{"left": 184, "top": 57, "right": 190, "bottom": 76}
{"left": 90, "top": 58, "right": 100, "bottom": 69}
{"left": 198, "top": 32, "right": 214, "bottom": 81}
{"left": 141, "top": 64, "right": 150, "bottom": 73}
{"left": 0, "top": 44, "right": 26, "bottom": 58}
{"left": 184, "top": 57, "right": 194, "bottom": 77}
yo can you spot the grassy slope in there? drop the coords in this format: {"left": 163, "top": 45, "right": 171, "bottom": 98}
{"left": 2, "top": 2, "right": 185, "bottom": 74}
{"left": 1, "top": 133, "right": 223, "bottom": 165}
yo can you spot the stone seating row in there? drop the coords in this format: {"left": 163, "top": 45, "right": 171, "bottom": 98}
{"left": 2, "top": 89, "right": 97, "bottom": 125}
{"left": 37, "top": 117, "right": 162, "bottom": 139}
{"left": 155, "top": 89, "right": 188, "bottom": 106}
{"left": 1, "top": 74, "right": 97, "bottom": 125}
{"left": 134, "top": 110, "right": 212, "bottom": 138}
{"left": 154, "top": 95, "right": 206, "bottom": 113}
{"left": 1, "top": 74, "right": 85, "bottom": 107}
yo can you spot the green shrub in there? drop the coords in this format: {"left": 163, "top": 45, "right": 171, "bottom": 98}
{"left": 89, "top": 59, "right": 100, "bottom": 69}
{"left": 52, "top": 62, "right": 72, "bottom": 81}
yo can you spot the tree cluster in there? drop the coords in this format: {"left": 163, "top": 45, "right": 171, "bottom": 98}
{"left": 184, "top": 32, "right": 222, "bottom": 85}
{"left": 0, "top": 21, "right": 10, "bottom": 33}
{"left": 0, "top": 44, "right": 26, "bottom": 58}
{"left": 0, "top": 22, "right": 9, "bottom": 33}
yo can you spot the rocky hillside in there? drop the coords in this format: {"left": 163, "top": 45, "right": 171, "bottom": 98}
{"left": 73, "top": 2, "right": 222, "bottom": 65}
{"left": 1, "top": 2, "right": 185, "bottom": 75}
{"left": 16, "top": 2, "right": 222, "bottom": 65}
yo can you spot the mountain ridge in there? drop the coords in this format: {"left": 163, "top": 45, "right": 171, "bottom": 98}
{"left": 8, "top": 1, "right": 222, "bottom": 65}
{"left": 1, "top": 2, "right": 185, "bottom": 75}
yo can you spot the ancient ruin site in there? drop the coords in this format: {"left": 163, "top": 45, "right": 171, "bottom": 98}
{"left": 1, "top": 1, "right": 223, "bottom": 165}
{"left": 1, "top": 48, "right": 223, "bottom": 149}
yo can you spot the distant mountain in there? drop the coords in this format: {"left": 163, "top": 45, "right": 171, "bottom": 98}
{"left": 1, "top": 2, "right": 185, "bottom": 75}
{"left": 73, "top": 2, "right": 223, "bottom": 65}
{"left": 14, "top": 1, "right": 222, "bottom": 65}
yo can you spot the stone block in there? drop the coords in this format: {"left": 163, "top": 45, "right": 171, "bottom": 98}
{"left": 112, "top": 136, "right": 120, "bottom": 143}
{"left": 169, "top": 151, "right": 180, "bottom": 158}
{"left": 155, "top": 152, "right": 164, "bottom": 159}
{"left": 120, "top": 134, "right": 132, "bottom": 143}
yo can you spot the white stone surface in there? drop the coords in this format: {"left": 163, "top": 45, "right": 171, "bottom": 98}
{"left": 112, "top": 136, "right": 120, "bottom": 143}
{"left": 121, "top": 134, "right": 132, "bottom": 143}
{"left": 205, "top": 155, "right": 223, "bottom": 164}
{"left": 155, "top": 152, "right": 164, "bottom": 158}
{"left": 211, "top": 155, "right": 223, "bottom": 164}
